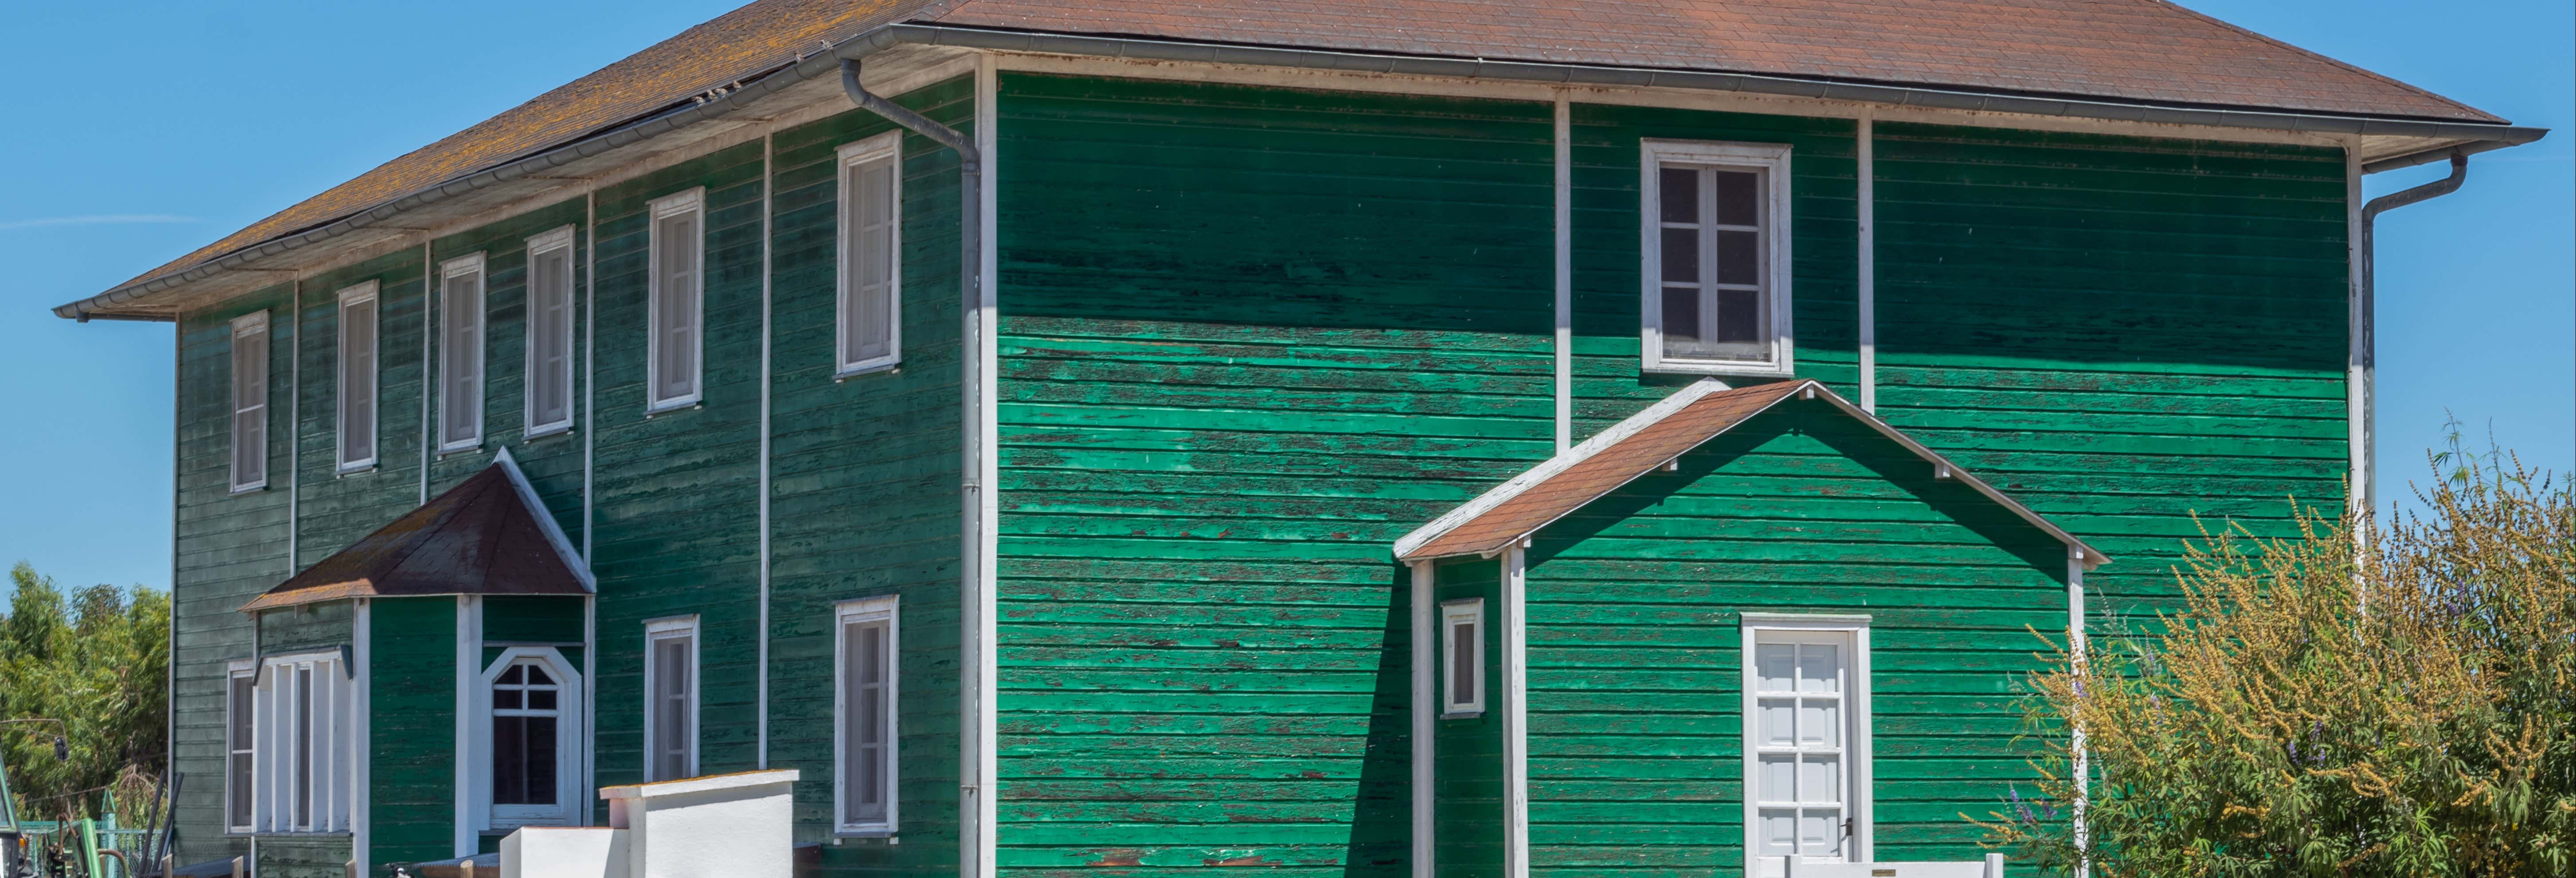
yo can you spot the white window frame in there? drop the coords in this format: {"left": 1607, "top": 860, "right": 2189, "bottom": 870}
{"left": 225, "top": 659, "right": 257, "bottom": 834}
{"left": 836, "top": 132, "right": 904, "bottom": 377}
{"left": 1640, "top": 139, "right": 1795, "bottom": 377}
{"left": 834, "top": 595, "right": 900, "bottom": 835}
{"left": 1440, "top": 598, "right": 1485, "bottom": 717}
{"left": 245, "top": 649, "right": 355, "bottom": 835}
{"left": 1740, "top": 613, "right": 1872, "bottom": 876}
{"left": 228, "top": 311, "right": 269, "bottom": 493}
{"left": 642, "top": 616, "right": 700, "bottom": 781}
{"left": 335, "top": 282, "right": 381, "bottom": 471}
{"left": 438, "top": 253, "right": 489, "bottom": 452}
{"left": 523, "top": 226, "right": 579, "bottom": 438}
{"left": 644, "top": 189, "right": 706, "bottom": 412}
{"left": 472, "top": 646, "right": 584, "bottom": 831}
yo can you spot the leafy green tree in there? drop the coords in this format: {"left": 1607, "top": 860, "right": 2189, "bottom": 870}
{"left": 1980, "top": 447, "right": 2576, "bottom": 877}
{"left": 1, "top": 562, "right": 169, "bottom": 823}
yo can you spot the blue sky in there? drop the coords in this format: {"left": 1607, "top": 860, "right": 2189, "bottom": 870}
{"left": 2, "top": 1, "right": 2567, "bottom": 595}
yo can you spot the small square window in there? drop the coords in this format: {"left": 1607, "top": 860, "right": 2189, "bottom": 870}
{"left": 1441, "top": 598, "right": 1485, "bottom": 716}
{"left": 1641, "top": 140, "right": 1793, "bottom": 376}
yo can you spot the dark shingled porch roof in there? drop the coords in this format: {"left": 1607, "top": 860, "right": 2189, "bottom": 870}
{"left": 240, "top": 451, "right": 592, "bottom": 612}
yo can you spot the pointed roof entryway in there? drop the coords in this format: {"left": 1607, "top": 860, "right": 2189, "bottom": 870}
{"left": 240, "top": 449, "right": 593, "bottom": 612}
{"left": 1393, "top": 378, "right": 2110, "bottom": 567}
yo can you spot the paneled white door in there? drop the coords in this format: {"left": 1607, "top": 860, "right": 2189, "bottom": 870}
{"left": 1750, "top": 629, "right": 1858, "bottom": 874}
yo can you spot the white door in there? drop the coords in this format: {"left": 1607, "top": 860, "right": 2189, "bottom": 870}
{"left": 1750, "top": 628, "right": 1859, "bottom": 875}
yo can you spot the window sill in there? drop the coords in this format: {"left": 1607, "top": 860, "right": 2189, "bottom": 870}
{"left": 524, "top": 424, "right": 576, "bottom": 442}
{"left": 229, "top": 483, "right": 267, "bottom": 496}
{"left": 834, "top": 827, "right": 897, "bottom": 839}
{"left": 1442, "top": 710, "right": 1485, "bottom": 720}
{"left": 643, "top": 400, "right": 702, "bottom": 418}
{"left": 834, "top": 360, "right": 902, "bottom": 381}
{"left": 335, "top": 463, "right": 378, "bottom": 478}
{"left": 1641, "top": 359, "right": 1795, "bottom": 379}
{"left": 437, "top": 444, "right": 486, "bottom": 460}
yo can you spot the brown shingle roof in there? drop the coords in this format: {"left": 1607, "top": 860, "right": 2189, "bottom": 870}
{"left": 87, "top": 0, "right": 2506, "bottom": 315}
{"left": 240, "top": 451, "right": 591, "bottom": 612}
{"left": 1394, "top": 378, "right": 2109, "bottom": 566}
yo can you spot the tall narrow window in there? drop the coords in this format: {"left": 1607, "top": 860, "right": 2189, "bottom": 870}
{"left": 241, "top": 651, "right": 354, "bottom": 835}
{"left": 1642, "top": 140, "right": 1793, "bottom": 375}
{"left": 1743, "top": 617, "right": 1870, "bottom": 876}
{"left": 1441, "top": 598, "right": 1485, "bottom": 716}
{"left": 838, "top": 132, "right": 903, "bottom": 375}
{"left": 336, "top": 282, "right": 379, "bottom": 470}
{"left": 644, "top": 618, "right": 698, "bottom": 781}
{"left": 524, "top": 227, "right": 578, "bottom": 436}
{"left": 485, "top": 649, "right": 581, "bottom": 827}
{"left": 229, "top": 311, "right": 269, "bottom": 492}
{"left": 440, "top": 253, "right": 487, "bottom": 451}
{"left": 226, "top": 662, "right": 256, "bottom": 833}
{"left": 836, "top": 597, "right": 899, "bottom": 833}
{"left": 646, "top": 190, "right": 705, "bottom": 411}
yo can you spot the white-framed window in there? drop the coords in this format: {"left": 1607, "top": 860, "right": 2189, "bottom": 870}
{"left": 475, "top": 647, "right": 584, "bottom": 830}
{"left": 226, "top": 660, "right": 257, "bottom": 833}
{"left": 335, "top": 282, "right": 380, "bottom": 470}
{"left": 230, "top": 650, "right": 355, "bottom": 835}
{"left": 1741, "top": 614, "right": 1871, "bottom": 877}
{"left": 439, "top": 253, "right": 488, "bottom": 451}
{"left": 835, "top": 596, "right": 899, "bottom": 835}
{"left": 228, "top": 311, "right": 269, "bottom": 493}
{"left": 645, "top": 189, "right": 705, "bottom": 412}
{"left": 524, "top": 226, "right": 579, "bottom": 437}
{"left": 1441, "top": 598, "right": 1485, "bottom": 716}
{"left": 837, "top": 132, "right": 903, "bottom": 376}
{"left": 643, "top": 616, "right": 699, "bottom": 781}
{"left": 1641, "top": 140, "right": 1794, "bottom": 376}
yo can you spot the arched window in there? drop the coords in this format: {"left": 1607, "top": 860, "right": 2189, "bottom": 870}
{"left": 478, "top": 648, "right": 582, "bottom": 829}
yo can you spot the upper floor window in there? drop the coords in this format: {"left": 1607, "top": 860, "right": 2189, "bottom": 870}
{"left": 643, "top": 616, "right": 699, "bottom": 781}
{"left": 1641, "top": 140, "right": 1793, "bottom": 376}
{"left": 336, "top": 282, "right": 379, "bottom": 470}
{"left": 227, "top": 651, "right": 355, "bottom": 835}
{"left": 838, "top": 132, "right": 903, "bottom": 376}
{"left": 524, "top": 227, "right": 578, "bottom": 437}
{"left": 480, "top": 648, "right": 583, "bottom": 829}
{"left": 440, "top": 253, "right": 488, "bottom": 451}
{"left": 646, "top": 189, "right": 705, "bottom": 412}
{"left": 228, "top": 311, "right": 269, "bottom": 493}
{"left": 836, "top": 596, "right": 899, "bottom": 834}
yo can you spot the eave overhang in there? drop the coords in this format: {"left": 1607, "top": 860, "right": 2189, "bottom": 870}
{"left": 52, "top": 23, "right": 2545, "bottom": 323}
{"left": 1394, "top": 378, "right": 2111, "bottom": 569}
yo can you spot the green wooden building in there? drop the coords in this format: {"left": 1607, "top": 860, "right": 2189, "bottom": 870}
{"left": 52, "top": 1, "right": 2542, "bottom": 876}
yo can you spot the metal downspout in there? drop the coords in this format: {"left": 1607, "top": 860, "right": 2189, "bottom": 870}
{"left": 2356, "top": 149, "right": 2469, "bottom": 513}
{"left": 839, "top": 54, "right": 989, "bottom": 872}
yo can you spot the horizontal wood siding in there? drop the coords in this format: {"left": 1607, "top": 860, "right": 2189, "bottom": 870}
{"left": 256, "top": 837, "right": 354, "bottom": 878}
{"left": 171, "top": 283, "right": 292, "bottom": 866}
{"left": 1431, "top": 557, "right": 1504, "bottom": 877}
{"left": 1569, "top": 105, "right": 1860, "bottom": 439}
{"left": 370, "top": 597, "right": 457, "bottom": 866}
{"left": 1524, "top": 399, "right": 2069, "bottom": 872}
{"left": 588, "top": 140, "right": 768, "bottom": 806}
{"left": 483, "top": 595, "right": 585, "bottom": 645}
{"left": 993, "top": 73, "right": 1556, "bottom": 874}
{"left": 257, "top": 599, "right": 353, "bottom": 653}
{"left": 1871, "top": 124, "right": 2350, "bottom": 623}
{"left": 764, "top": 76, "right": 970, "bottom": 872}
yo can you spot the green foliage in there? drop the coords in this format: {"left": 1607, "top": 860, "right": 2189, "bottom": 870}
{"left": 1, "top": 562, "right": 169, "bottom": 823}
{"left": 1979, "top": 445, "right": 2576, "bottom": 877}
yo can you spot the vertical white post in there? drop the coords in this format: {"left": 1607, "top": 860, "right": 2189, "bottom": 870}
{"left": 351, "top": 598, "right": 371, "bottom": 876}
{"left": 2067, "top": 548, "right": 2089, "bottom": 878}
{"left": 288, "top": 280, "right": 300, "bottom": 571}
{"left": 963, "top": 52, "right": 1004, "bottom": 878}
{"left": 756, "top": 129, "right": 775, "bottom": 770}
{"left": 1553, "top": 95, "right": 1573, "bottom": 453}
{"left": 1503, "top": 546, "right": 1529, "bottom": 878}
{"left": 421, "top": 241, "right": 434, "bottom": 504}
{"left": 1409, "top": 559, "right": 1437, "bottom": 878}
{"left": 2344, "top": 142, "right": 2370, "bottom": 522}
{"left": 1855, "top": 110, "right": 1877, "bottom": 413}
{"left": 580, "top": 187, "right": 599, "bottom": 827}
{"left": 453, "top": 594, "right": 482, "bottom": 857}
